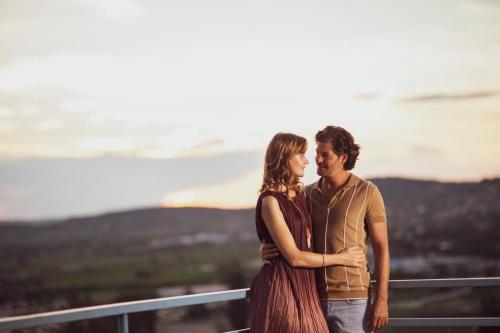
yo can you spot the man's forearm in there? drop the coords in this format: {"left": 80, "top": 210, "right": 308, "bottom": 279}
{"left": 373, "top": 243, "right": 390, "bottom": 300}
{"left": 370, "top": 241, "right": 390, "bottom": 332}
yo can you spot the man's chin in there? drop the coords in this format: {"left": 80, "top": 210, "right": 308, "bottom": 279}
{"left": 316, "top": 168, "right": 327, "bottom": 176}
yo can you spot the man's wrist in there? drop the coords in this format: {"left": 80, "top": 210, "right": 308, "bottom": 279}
{"left": 374, "top": 292, "right": 388, "bottom": 302}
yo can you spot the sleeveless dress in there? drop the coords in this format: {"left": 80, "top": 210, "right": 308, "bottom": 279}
{"left": 248, "top": 190, "right": 328, "bottom": 333}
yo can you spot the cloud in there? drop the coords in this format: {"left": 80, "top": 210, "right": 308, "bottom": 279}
{"left": 396, "top": 90, "right": 500, "bottom": 103}
{"left": 0, "top": 86, "right": 92, "bottom": 112}
{"left": 186, "top": 139, "right": 226, "bottom": 156}
{"left": 353, "top": 93, "right": 380, "bottom": 101}
{"left": 78, "top": 137, "right": 139, "bottom": 152}
{"left": 83, "top": 0, "right": 146, "bottom": 20}
{"left": 409, "top": 145, "right": 443, "bottom": 157}
{"left": 59, "top": 99, "right": 101, "bottom": 113}
{"left": 36, "top": 119, "right": 64, "bottom": 131}
{"left": 0, "top": 107, "right": 14, "bottom": 118}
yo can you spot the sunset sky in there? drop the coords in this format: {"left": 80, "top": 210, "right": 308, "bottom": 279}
{"left": 1, "top": 0, "right": 499, "bottom": 220}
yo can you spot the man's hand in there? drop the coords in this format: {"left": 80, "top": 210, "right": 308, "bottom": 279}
{"left": 369, "top": 297, "right": 388, "bottom": 332}
{"left": 338, "top": 246, "right": 364, "bottom": 267}
{"left": 259, "top": 243, "right": 279, "bottom": 263}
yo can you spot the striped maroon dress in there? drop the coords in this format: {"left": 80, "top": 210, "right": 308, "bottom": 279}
{"left": 249, "top": 190, "right": 328, "bottom": 333}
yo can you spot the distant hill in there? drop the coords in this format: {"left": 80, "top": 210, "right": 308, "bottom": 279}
{"left": 373, "top": 177, "right": 500, "bottom": 227}
{"left": 372, "top": 177, "right": 500, "bottom": 257}
{"left": 0, "top": 207, "right": 256, "bottom": 258}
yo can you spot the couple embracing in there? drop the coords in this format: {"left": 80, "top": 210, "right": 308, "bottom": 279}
{"left": 249, "top": 125, "right": 390, "bottom": 333}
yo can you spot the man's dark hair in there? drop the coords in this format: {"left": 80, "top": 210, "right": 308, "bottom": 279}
{"left": 315, "top": 125, "right": 360, "bottom": 170}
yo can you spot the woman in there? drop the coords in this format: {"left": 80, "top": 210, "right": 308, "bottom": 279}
{"left": 249, "top": 132, "right": 364, "bottom": 333}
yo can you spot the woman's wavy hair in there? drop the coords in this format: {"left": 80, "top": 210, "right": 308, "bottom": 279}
{"left": 260, "top": 132, "right": 307, "bottom": 196}
{"left": 315, "top": 125, "right": 360, "bottom": 170}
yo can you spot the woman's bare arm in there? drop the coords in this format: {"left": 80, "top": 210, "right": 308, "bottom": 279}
{"left": 261, "top": 196, "right": 363, "bottom": 268}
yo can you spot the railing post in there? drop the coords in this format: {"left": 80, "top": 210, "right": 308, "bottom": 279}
{"left": 117, "top": 314, "right": 129, "bottom": 333}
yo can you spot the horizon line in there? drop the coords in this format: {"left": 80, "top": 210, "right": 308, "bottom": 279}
{"left": 0, "top": 175, "right": 498, "bottom": 224}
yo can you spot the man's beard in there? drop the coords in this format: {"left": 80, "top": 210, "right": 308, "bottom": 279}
{"left": 316, "top": 166, "right": 328, "bottom": 176}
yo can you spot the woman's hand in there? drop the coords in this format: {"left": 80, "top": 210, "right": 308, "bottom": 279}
{"left": 338, "top": 246, "right": 364, "bottom": 267}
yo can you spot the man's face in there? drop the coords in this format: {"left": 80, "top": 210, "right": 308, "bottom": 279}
{"left": 315, "top": 141, "right": 346, "bottom": 177}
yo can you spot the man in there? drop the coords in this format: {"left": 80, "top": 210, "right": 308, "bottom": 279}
{"left": 261, "top": 125, "right": 389, "bottom": 333}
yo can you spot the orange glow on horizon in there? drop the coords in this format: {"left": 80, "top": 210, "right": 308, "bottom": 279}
{"left": 161, "top": 193, "right": 253, "bottom": 210}
{"left": 161, "top": 170, "right": 261, "bottom": 209}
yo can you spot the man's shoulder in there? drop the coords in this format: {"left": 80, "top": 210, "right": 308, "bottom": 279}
{"left": 352, "top": 174, "right": 378, "bottom": 191}
{"left": 352, "top": 175, "right": 386, "bottom": 207}
{"left": 304, "top": 181, "right": 319, "bottom": 195}
{"left": 304, "top": 182, "right": 315, "bottom": 191}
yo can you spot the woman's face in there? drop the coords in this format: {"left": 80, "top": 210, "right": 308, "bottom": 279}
{"left": 288, "top": 151, "right": 309, "bottom": 178}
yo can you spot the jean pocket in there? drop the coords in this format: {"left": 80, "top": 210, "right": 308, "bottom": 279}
{"left": 344, "top": 299, "right": 368, "bottom": 305}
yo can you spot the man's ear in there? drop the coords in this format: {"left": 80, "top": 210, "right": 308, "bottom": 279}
{"left": 341, "top": 154, "right": 348, "bottom": 167}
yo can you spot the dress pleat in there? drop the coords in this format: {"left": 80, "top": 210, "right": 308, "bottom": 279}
{"left": 249, "top": 191, "right": 328, "bottom": 333}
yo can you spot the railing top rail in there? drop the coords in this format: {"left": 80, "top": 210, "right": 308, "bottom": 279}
{"left": 388, "top": 277, "right": 500, "bottom": 288}
{"left": 0, "top": 289, "right": 249, "bottom": 331}
{"left": 1, "top": 277, "right": 500, "bottom": 331}
{"left": 389, "top": 318, "right": 500, "bottom": 327}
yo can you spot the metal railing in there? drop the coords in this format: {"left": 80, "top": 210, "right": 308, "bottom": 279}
{"left": 0, "top": 277, "right": 499, "bottom": 332}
